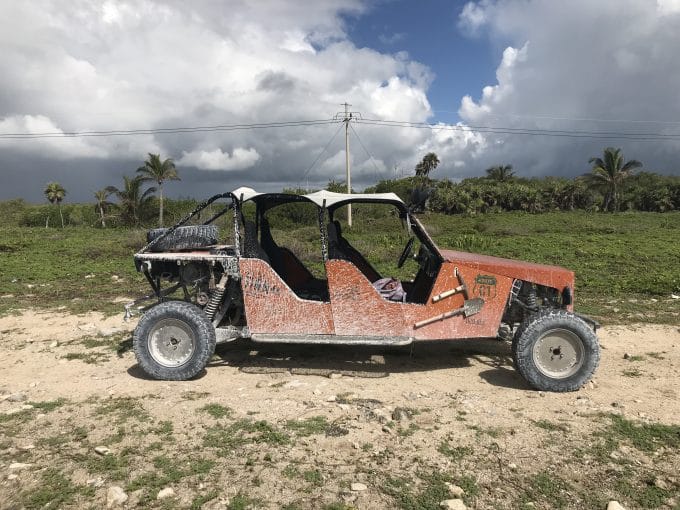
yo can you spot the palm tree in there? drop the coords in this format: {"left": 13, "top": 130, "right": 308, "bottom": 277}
{"left": 415, "top": 152, "right": 440, "bottom": 177}
{"left": 136, "top": 153, "right": 180, "bottom": 226}
{"left": 586, "top": 147, "right": 642, "bottom": 212}
{"left": 94, "top": 188, "right": 114, "bottom": 228}
{"left": 106, "top": 176, "right": 156, "bottom": 226}
{"left": 44, "top": 182, "right": 66, "bottom": 228}
{"left": 485, "top": 164, "right": 515, "bottom": 182}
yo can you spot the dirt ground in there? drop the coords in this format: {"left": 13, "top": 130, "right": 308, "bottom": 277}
{"left": 0, "top": 309, "right": 679, "bottom": 510}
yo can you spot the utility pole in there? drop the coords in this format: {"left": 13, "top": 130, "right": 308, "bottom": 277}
{"left": 334, "top": 103, "right": 361, "bottom": 227}
{"left": 343, "top": 102, "right": 352, "bottom": 226}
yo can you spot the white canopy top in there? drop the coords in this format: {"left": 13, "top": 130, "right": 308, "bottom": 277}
{"left": 230, "top": 187, "right": 405, "bottom": 208}
{"left": 304, "top": 189, "right": 404, "bottom": 208}
{"left": 230, "top": 186, "right": 262, "bottom": 202}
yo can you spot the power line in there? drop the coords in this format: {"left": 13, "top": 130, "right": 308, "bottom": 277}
{"left": 355, "top": 118, "right": 680, "bottom": 141}
{"left": 3, "top": 112, "right": 680, "bottom": 143}
{"left": 349, "top": 123, "right": 382, "bottom": 181}
{"left": 0, "top": 119, "right": 339, "bottom": 139}
{"left": 432, "top": 109, "right": 680, "bottom": 126}
{"left": 299, "top": 122, "right": 345, "bottom": 184}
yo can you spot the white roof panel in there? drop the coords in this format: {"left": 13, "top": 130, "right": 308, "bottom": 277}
{"left": 304, "top": 189, "right": 405, "bottom": 208}
{"left": 230, "top": 186, "right": 262, "bottom": 202}
{"left": 230, "top": 187, "right": 405, "bottom": 208}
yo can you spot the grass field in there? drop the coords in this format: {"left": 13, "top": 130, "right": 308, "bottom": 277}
{"left": 0, "top": 210, "right": 678, "bottom": 323}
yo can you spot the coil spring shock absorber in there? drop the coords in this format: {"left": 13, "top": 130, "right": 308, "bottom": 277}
{"left": 526, "top": 284, "right": 537, "bottom": 309}
{"left": 204, "top": 274, "right": 229, "bottom": 319}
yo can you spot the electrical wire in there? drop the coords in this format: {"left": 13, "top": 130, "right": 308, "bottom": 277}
{"left": 355, "top": 118, "right": 680, "bottom": 141}
{"left": 431, "top": 109, "right": 680, "bottom": 126}
{"left": 349, "top": 123, "right": 383, "bottom": 181}
{"left": 299, "top": 122, "right": 345, "bottom": 184}
{"left": 0, "top": 119, "right": 339, "bottom": 139}
{"left": 3, "top": 112, "right": 680, "bottom": 142}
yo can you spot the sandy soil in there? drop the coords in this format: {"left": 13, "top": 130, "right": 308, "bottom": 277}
{"left": 0, "top": 310, "right": 678, "bottom": 509}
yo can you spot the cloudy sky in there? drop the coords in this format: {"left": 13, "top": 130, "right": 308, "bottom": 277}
{"left": 1, "top": 0, "right": 680, "bottom": 202}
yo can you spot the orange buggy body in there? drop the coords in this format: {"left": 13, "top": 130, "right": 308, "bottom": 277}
{"left": 129, "top": 187, "right": 599, "bottom": 392}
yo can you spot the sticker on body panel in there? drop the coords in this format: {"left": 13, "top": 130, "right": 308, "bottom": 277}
{"left": 473, "top": 274, "right": 497, "bottom": 299}
{"left": 243, "top": 274, "right": 282, "bottom": 296}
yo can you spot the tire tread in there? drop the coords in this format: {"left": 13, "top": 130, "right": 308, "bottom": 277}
{"left": 146, "top": 225, "right": 218, "bottom": 252}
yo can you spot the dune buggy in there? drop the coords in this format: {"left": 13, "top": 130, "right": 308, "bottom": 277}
{"left": 127, "top": 187, "right": 599, "bottom": 392}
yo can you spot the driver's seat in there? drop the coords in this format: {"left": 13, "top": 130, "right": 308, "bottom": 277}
{"left": 326, "top": 220, "right": 381, "bottom": 282}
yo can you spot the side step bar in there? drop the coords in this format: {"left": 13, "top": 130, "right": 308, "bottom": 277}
{"left": 251, "top": 334, "right": 413, "bottom": 346}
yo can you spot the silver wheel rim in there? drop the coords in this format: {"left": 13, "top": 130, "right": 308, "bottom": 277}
{"left": 532, "top": 328, "right": 584, "bottom": 379}
{"left": 148, "top": 318, "right": 196, "bottom": 368}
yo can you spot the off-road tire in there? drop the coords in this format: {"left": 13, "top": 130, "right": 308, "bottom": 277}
{"left": 513, "top": 310, "right": 599, "bottom": 392}
{"left": 133, "top": 301, "right": 216, "bottom": 381}
{"left": 146, "top": 225, "right": 218, "bottom": 252}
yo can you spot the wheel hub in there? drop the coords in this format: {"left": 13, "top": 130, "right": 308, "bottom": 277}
{"left": 532, "top": 328, "right": 584, "bottom": 379}
{"left": 148, "top": 318, "right": 196, "bottom": 368}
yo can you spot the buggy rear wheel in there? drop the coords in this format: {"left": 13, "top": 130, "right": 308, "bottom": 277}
{"left": 133, "top": 301, "right": 216, "bottom": 380}
{"left": 513, "top": 310, "right": 599, "bottom": 392}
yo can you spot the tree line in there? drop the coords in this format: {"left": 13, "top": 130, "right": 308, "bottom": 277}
{"left": 368, "top": 147, "right": 679, "bottom": 214}
{"left": 18, "top": 146, "right": 680, "bottom": 229}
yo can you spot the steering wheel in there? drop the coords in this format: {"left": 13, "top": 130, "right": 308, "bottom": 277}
{"left": 397, "top": 237, "right": 415, "bottom": 268}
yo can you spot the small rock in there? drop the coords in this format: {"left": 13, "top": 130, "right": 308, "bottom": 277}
{"left": 445, "top": 483, "right": 465, "bottom": 498}
{"left": 653, "top": 477, "right": 669, "bottom": 490}
{"left": 325, "top": 395, "right": 337, "bottom": 402}
{"left": 7, "top": 393, "right": 27, "bottom": 402}
{"left": 607, "top": 501, "right": 626, "bottom": 510}
{"left": 382, "top": 425, "right": 394, "bottom": 434}
{"left": 85, "top": 274, "right": 95, "bottom": 279}
{"left": 87, "top": 477, "right": 105, "bottom": 488}
{"left": 371, "top": 408, "right": 392, "bottom": 424}
{"left": 157, "top": 487, "right": 175, "bottom": 500}
{"left": 350, "top": 482, "right": 368, "bottom": 492}
{"left": 7, "top": 474, "right": 18, "bottom": 480}
{"left": 5, "top": 408, "right": 25, "bottom": 416}
{"left": 256, "top": 380, "right": 269, "bottom": 388}
{"left": 95, "top": 446, "right": 111, "bottom": 456}
{"left": 21, "top": 404, "right": 34, "bottom": 410}
{"left": 49, "top": 341, "right": 59, "bottom": 348}
{"left": 312, "top": 388, "right": 322, "bottom": 395}
{"left": 111, "top": 275, "right": 119, "bottom": 281}
{"left": 623, "top": 353, "right": 631, "bottom": 359}
{"left": 440, "top": 499, "right": 467, "bottom": 510}
{"left": 538, "top": 391, "right": 546, "bottom": 397}
{"left": 508, "top": 462, "right": 518, "bottom": 470}
{"left": 328, "top": 372, "right": 343, "bottom": 379}
{"left": 671, "top": 294, "right": 679, "bottom": 299}
{"left": 18, "top": 444, "right": 35, "bottom": 451}
{"left": 392, "top": 407, "right": 411, "bottom": 422}
{"left": 107, "top": 486, "right": 128, "bottom": 508}
{"left": 9, "top": 463, "right": 32, "bottom": 471}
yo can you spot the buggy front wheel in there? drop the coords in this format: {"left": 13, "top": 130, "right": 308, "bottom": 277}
{"left": 513, "top": 310, "right": 599, "bottom": 392}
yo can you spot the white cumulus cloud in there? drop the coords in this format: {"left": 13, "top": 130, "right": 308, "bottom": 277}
{"left": 177, "top": 148, "right": 261, "bottom": 171}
